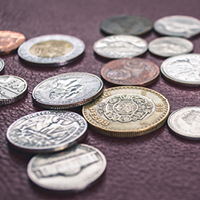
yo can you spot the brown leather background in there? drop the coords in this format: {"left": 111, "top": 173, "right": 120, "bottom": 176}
{"left": 1, "top": 0, "right": 200, "bottom": 199}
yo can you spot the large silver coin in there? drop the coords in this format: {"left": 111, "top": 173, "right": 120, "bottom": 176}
{"left": 168, "top": 107, "right": 200, "bottom": 139}
{"left": 27, "top": 144, "right": 106, "bottom": 191}
{"left": 6, "top": 111, "right": 87, "bottom": 153}
{"left": 0, "top": 75, "right": 27, "bottom": 105}
{"left": 154, "top": 15, "right": 200, "bottom": 38}
{"left": 0, "top": 58, "right": 4, "bottom": 74}
{"left": 32, "top": 72, "right": 103, "bottom": 109}
{"left": 148, "top": 37, "right": 193, "bottom": 57}
{"left": 93, "top": 35, "right": 147, "bottom": 59}
{"left": 18, "top": 34, "right": 85, "bottom": 66}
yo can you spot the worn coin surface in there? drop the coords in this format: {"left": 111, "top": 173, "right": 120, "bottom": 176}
{"left": 148, "top": 37, "right": 193, "bottom": 57}
{"left": 32, "top": 72, "right": 103, "bottom": 109}
{"left": 154, "top": 15, "right": 200, "bottom": 38}
{"left": 93, "top": 35, "right": 147, "bottom": 59}
{"left": 27, "top": 144, "right": 106, "bottom": 191}
{"left": 0, "top": 58, "right": 4, "bottom": 74}
{"left": 82, "top": 86, "right": 170, "bottom": 137}
{"left": 101, "top": 58, "right": 159, "bottom": 86}
{"left": 18, "top": 34, "right": 85, "bottom": 66}
{"left": 100, "top": 15, "right": 153, "bottom": 35}
{"left": 7, "top": 111, "right": 88, "bottom": 153}
{"left": 0, "top": 75, "right": 28, "bottom": 105}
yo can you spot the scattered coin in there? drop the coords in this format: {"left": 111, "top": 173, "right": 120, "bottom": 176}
{"left": 7, "top": 111, "right": 88, "bottom": 153}
{"left": 32, "top": 72, "right": 103, "bottom": 109}
{"left": 27, "top": 144, "right": 106, "bottom": 191}
{"left": 101, "top": 58, "right": 159, "bottom": 86}
{"left": 18, "top": 34, "right": 85, "bottom": 66}
{"left": 82, "top": 86, "right": 170, "bottom": 137}
{"left": 93, "top": 35, "right": 147, "bottom": 59}
{"left": 0, "top": 58, "right": 4, "bottom": 74}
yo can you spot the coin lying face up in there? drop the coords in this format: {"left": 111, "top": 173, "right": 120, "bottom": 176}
{"left": 0, "top": 58, "right": 4, "bottom": 74}
{"left": 18, "top": 34, "right": 85, "bottom": 66}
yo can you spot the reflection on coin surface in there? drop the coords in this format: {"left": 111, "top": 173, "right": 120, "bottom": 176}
{"left": 27, "top": 144, "right": 106, "bottom": 191}
{"left": 18, "top": 34, "right": 85, "bottom": 66}
{"left": 161, "top": 54, "right": 200, "bottom": 86}
{"left": 100, "top": 15, "right": 153, "bottom": 35}
{"left": 7, "top": 111, "right": 87, "bottom": 153}
{"left": 82, "top": 86, "right": 170, "bottom": 137}
{"left": 154, "top": 15, "right": 200, "bottom": 38}
{"left": 32, "top": 72, "right": 103, "bottom": 109}
{"left": 93, "top": 35, "right": 147, "bottom": 59}
{"left": 0, "top": 58, "right": 4, "bottom": 74}
{"left": 168, "top": 107, "right": 200, "bottom": 139}
{"left": 148, "top": 37, "right": 193, "bottom": 57}
{"left": 0, "top": 31, "right": 25, "bottom": 55}
{"left": 0, "top": 75, "right": 27, "bottom": 105}
{"left": 101, "top": 58, "right": 159, "bottom": 86}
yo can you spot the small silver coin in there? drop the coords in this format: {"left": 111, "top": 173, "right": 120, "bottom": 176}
{"left": 0, "top": 58, "right": 4, "bottom": 74}
{"left": 18, "top": 34, "right": 85, "bottom": 66}
{"left": 93, "top": 35, "right": 147, "bottom": 59}
{"left": 154, "top": 15, "right": 200, "bottom": 38}
{"left": 6, "top": 111, "right": 88, "bottom": 153}
{"left": 0, "top": 75, "right": 27, "bottom": 105}
{"left": 32, "top": 72, "right": 103, "bottom": 109}
{"left": 168, "top": 107, "right": 200, "bottom": 139}
{"left": 148, "top": 37, "right": 193, "bottom": 57}
{"left": 27, "top": 144, "right": 107, "bottom": 191}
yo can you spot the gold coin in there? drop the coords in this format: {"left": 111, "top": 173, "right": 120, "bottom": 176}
{"left": 82, "top": 86, "right": 170, "bottom": 137}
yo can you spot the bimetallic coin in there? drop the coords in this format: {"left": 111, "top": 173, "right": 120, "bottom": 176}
{"left": 93, "top": 35, "right": 147, "bottom": 59}
{"left": 154, "top": 15, "right": 200, "bottom": 38}
{"left": 0, "top": 58, "right": 5, "bottom": 74}
{"left": 18, "top": 34, "right": 85, "bottom": 66}
{"left": 101, "top": 58, "right": 159, "bottom": 86}
{"left": 7, "top": 111, "right": 88, "bottom": 153}
{"left": 82, "top": 86, "right": 170, "bottom": 137}
{"left": 32, "top": 72, "right": 103, "bottom": 109}
{"left": 0, "top": 75, "right": 27, "bottom": 105}
{"left": 100, "top": 15, "right": 153, "bottom": 36}
{"left": 27, "top": 144, "right": 106, "bottom": 191}
{"left": 148, "top": 37, "right": 193, "bottom": 57}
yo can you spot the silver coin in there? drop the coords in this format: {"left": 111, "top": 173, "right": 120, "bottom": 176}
{"left": 0, "top": 75, "right": 27, "bottom": 105}
{"left": 18, "top": 34, "right": 85, "bottom": 66}
{"left": 93, "top": 35, "right": 147, "bottom": 59}
{"left": 6, "top": 110, "right": 88, "bottom": 153}
{"left": 154, "top": 15, "right": 200, "bottom": 38}
{"left": 32, "top": 72, "right": 104, "bottom": 109}
{"left": 27, "top": 144, "right": 106, "bottom": 191}
{"left": 0, "top": 58, "right": 4, "bottom": 74}
{"left": 148, "top": 37, "right": 193, "bottom": 57}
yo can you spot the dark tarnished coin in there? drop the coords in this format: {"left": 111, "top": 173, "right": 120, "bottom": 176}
{"left": 100, "top": 15, "right": 153, "bottom": 35}
{"left": 0, "top": 58, "right": 5, "bottom": 74}
{"left": 32, "top": 72, "right": 103, "bottom": 109}
{"left": 27, "top": 144, "right": 106, "bottom": 191}
{"left": 6, "top": 111, "right": 88, "bottom": 153}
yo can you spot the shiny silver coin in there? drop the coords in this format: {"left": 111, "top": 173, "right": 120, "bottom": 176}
{"left": 27, "top": 144, "right": 106, "bottom": 191}
{"left": 0, "top": 58, "right": 4, "bottom": 74}
{"left": 148, "top": 37, "right": 193, "bottom": 57}
{"left": 0, "top": 75, "right": 27, "bottom": 105}
{"left": 7, "top": 111, "right": 88, "bottom": 153}
{"left": 32, "top": 72, "right": 103, "bottom": 109}
{"left": 93, "top": 35, "right": 147, "bottom": 59}
{"left": 154, "top": 15, "right": 200, "bottom": 38}
{"left": 18, "top": 34, "right": 85, "bottom": 66}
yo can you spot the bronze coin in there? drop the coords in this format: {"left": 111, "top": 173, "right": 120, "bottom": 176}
{"left": 101, "top": 58, "right": 160, "bottom": 86}
{"left": 0, "top": 31, "right": 26, "bottom": 55}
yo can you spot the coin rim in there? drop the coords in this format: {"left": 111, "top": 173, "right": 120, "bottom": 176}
{"left": 0, "top": 58, "right": 5, "bottom": 74}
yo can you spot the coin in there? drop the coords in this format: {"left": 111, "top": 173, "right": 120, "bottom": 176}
{"left": 82, "top": 86, "right": 170, "bottom": 137}
{"left": 27, "top": 144, "right": 106, "bottom": 191}
{"left": 154, "top": 15, "right": 200, "bottom": 38}
{"left": 100, "top": 15, "right": 153, "bottom": 35}
{"left": 0, "top": 58, "right": 5, "bottom": 74}
{"left": 6, "top": 111, "right": 88, "bottom": 153}
{"left": 93, "top": 35, "right": 147, "bottom": 59}
{"left": 32, "top": 72, "right": 104, "bottom": 109}
{"left": 0, "top": 75, "right": 28, "bottom": 105}
{"left": 148, "top": 37, "right": 193, "bottom": 57}
{"left": 18, "top": 34, "right": 85, "bottom": 66}
{"left": 0, "top": 31, "right": 25, "bottom": 55}
{"left": 101, "top": 58, "right": 159, "bottom": 86}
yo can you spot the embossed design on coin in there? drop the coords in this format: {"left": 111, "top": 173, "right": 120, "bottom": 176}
{"left": 0, "top": 58, "right": 4, "bottom": 74}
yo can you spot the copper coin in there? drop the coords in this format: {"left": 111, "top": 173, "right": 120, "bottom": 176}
{"left": 0, "top": 31, "right": 26, "bottom": 55}
{"left": 101, "top": 58, "right": 160, "bottom": 86}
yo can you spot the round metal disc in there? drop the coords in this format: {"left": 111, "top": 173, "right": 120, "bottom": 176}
{"left": 0, "top": 58, "right": 5, "bottom": 74}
